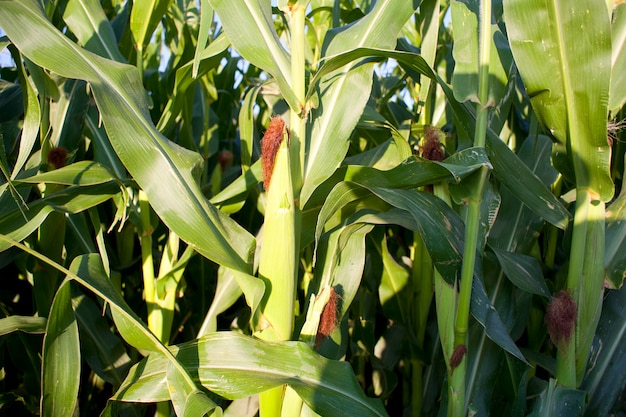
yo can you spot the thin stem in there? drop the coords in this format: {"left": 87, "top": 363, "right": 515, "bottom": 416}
{"left": 449, "top": 1, "right": 492, "bottom": 414}
{"left": 410, "top": 233, "right": 435, "bottom": 416}
{"left": 474, "top": 0, "right": 492, "bottom": 148}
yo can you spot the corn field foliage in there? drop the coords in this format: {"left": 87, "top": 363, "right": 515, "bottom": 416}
{"left": 0, "top": 0, "right": 625, "bottom": 416}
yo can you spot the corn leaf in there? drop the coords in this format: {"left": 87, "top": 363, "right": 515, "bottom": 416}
{"left": 504, "top": 0, "right": 613, "bottom": 201}
{"left": 42, "top": 281, "right": 80, "bottom": 417}
{"left": 0, "top": 0, "right": 255, "bottom": 273}
{"left": 110, "top": 332, "right": 389, "bottom": 417}
{"left": 301, "top": 0, "right": 419, "bottom": 204}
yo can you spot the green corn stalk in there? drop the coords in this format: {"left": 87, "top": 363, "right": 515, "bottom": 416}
{"left": 448, "top": 0, "right": 493, "bottom": 414}
{"left": 503, "top": 0, "right": 613, "bottom": 389}
{"left": 257, "top": 3, "right": 307, "bottom": 416}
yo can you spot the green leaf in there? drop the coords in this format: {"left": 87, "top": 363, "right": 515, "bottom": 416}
{"left": 610, "top": 2, "right": 626, "bottom": 113}
{"left": 580, "top": 283, "right": 626, "bottom": 416}
{"left": 504, "top": 0, "right": 613, "bottom": 201}
{"left": 527, "top": 379, "right": 585, "bottom": 417}
{"left": 0, "top": 0, "right": 256, "bottom": 273}
{"left": 321, "top": 190, "right": 465, "bottom": 286}
{"left": 72, "top": 292, "right": 132, "bottom": 386}
{"left": 238, "top": 84, "right": 263, "bottom": 171}
{"left": 63, "top": 0, "right": 126, "bottom": 61}
{"left": 210, "top": 159, "right": 262, "bottom": 213}
{"left": 192, "top": 0, "right": 214, "bottom": 78}
{"left": 198, "top": 266, "right": 243, "bottom": 336}
{"left": 491, "top": 248, "right": 551, "bottom": 299}
{"left": 376, "top": 235, "right": 411, "bottom": 325}
{"left": 485, "top": 132, "right": 570, "bottom": 230}
{"left": 471, "top": 275, "right": 529, "bottom": 365}
{"left": 66, "top": 253, "right": 220, "bottom": 413}
{"left": 301, "top": 0, "right": 418, "bottom": 204}
{"left": 0, "top": 316, "right": 47, "bottom": 336}
{"left": 0, "top": 183, "right": 120, "bottom": 252}
{"left": 315, "top": 147, "right": 490, "bottom": 246}
{"left": 451, "top": 0, "right": 511, "bottom": 106}
{"left": 605, "top": 173, "right": 626, "bottom": 289}
{"left": 3, "top": 161, "right": 120, "bottom": 188}
{"left": 42, "top": 281, "right": 80, "bottom": 417}
{"left": 112, "top": 332, "right": 390, "bottom": 417}
{"left": 130, "top": 0, "right": 172, "bottom": 50}
{"left": 208, "top": 0, "right": 298, "bottom": 111}
{"left": 167, "top": 362, "right": 221, "bottom": 417}
{"left": 306, "top": 46, "right": 571, "bottom": 229}
{"left": 310, "top": 220, "right": 374, "bottom": 357}
{"left": 11, "top": 50, "right": 40, "bottom": 179}
{"left": 156, "top": 33, "right": 229, "bottom": 133}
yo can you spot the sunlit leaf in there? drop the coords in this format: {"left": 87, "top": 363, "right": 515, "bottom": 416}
{"left": 111, "top": 332, "right": 389, "bottom": 417}
{"left": 0, "top": 0, "right": 256, "bottom": 273}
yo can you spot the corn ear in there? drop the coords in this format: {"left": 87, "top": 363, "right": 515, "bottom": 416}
{"left": 257, "top": 126, "right": 297, "bottom": 342}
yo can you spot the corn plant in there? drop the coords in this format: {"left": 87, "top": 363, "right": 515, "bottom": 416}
{"left": 0, "top": 0, "right": 625, "bottom": 416}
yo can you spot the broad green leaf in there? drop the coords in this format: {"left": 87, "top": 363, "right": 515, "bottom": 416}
{"left": 308, "top": 46, "right": 571, "bottom": 229}
{"left": 198, "top": 266, "right": 244, "bottom": 336}
{"left": 72, "top": 292, "right": 132, "bottom": 386}
{"left": 130, "top": 0, "right": 172, "bottom": 50}
{"left": 48, "top": 79, "right": 89, "bottom": 150}
{"left": 86, "top": 109, "right": 126, "bottom": 178}
{"left": 65, "top": 253, "right": 220, "bottom": 414}
{"left": 485, "top": 131, "right": 570, "bottom": 230}
{"left": 504, "top": 0, "right": 613, "bottom": 202}
{"left": 451, "top": 0, "right": 511, "bottom": 106}
{"left": 301, "top": 0, "right": 418, "bottom": 204}
{"left": 230, "top": 267, "right": 266, "bottom": 332}
{"left": 167, "top": 363, "right": 221, "bottom": 417}
{"left": 343, "top": 126, "right": 413, "bottom": 170}
{"left": 210, "top": 160, "right": 263, "bottom": 214}
{"left": 111, "top": 332, "right": 389, "bottom": 417}
{"left": 489, "top": 135, "right": 560, "bottom": 253}
{"left": 416, "top": 0, "right": 441, "bottom": 111}
{"left": 526, "top": 379, "right": 585, "bottom": 417}
{"left": 0, "top": 183, "right": 120, "bottom": 252}
{"left": 0, "top": 316, "right": 47, "bottom": 335}
{"left": 315, "top": 147, "right": 491, "bottom": 245}
{"left": 580, "top": 283, "right": 626, "bottom": 416}
{"left": 470, "top": 274, "right": 529, "bottom": 365}
{"left": 2, "top": 161, "right": 120, "bottom": 188}
{"left": 491, "top": 248, "right": 551, "bottom": 299}
{"left": 331, "top": 190, "right": 465, "bottom": 285}
{"left": 376, "top": 235, "right": 411, "bottom": 325}
{"left": 42, "top": 281, "right": 80, "bottom": 417}
{"left": 610, "top": 3, "right": 626, "bottom": 112}
{"left": 0, "top": 0, "right": 255, "bottom": 273}
{"left": 208, "top": 0, "right": 298, "bottom": 111}
{"left": 63, "top": 0, "right": 126, "bottom": 61}
{"left": 605, "top": 178, "right": 626, "bottom": 288}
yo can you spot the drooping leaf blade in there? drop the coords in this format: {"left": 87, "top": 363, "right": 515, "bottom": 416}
{"left": 0, "top": 0, "right": 256, "bottom": 273}
{"left": 111, "top": 332, "right": 389, "bottom": 417}
{"left": 208, "top": 0, "right": 298, "bottom": 110}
